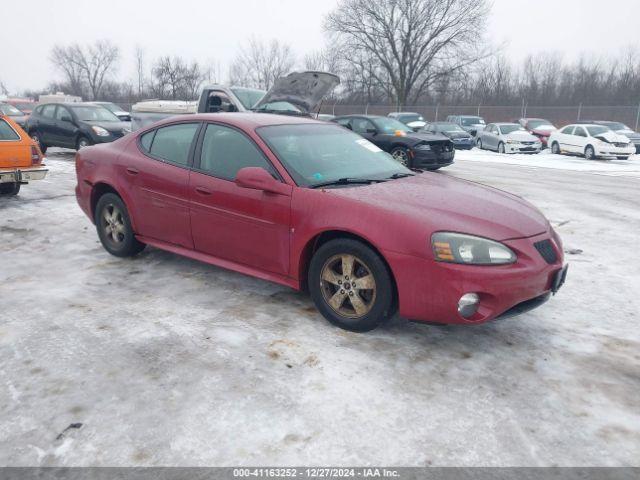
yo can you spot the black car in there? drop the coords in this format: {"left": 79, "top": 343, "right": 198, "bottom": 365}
{"left": 424, "top": 121, "right": 475, "bottom": 150}
{"left": 332, "top": 115, "right": 454, "bottom": 170}
{"left": 577, "top": 120, "right": 640, "bottom": 153}
{"left": 24, "top": 103, "right": 132, "bottom": 154}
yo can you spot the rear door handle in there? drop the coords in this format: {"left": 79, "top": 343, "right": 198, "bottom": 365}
{"left": 126, "top": 167, "right": 139, "bottom": 175}
{"left": 195, "top": 186, "right": 212, "bottom": 195}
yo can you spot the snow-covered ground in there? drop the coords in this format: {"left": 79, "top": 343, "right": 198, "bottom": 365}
{"left": 0, "top": 148, "right": 639, "bottom": 466}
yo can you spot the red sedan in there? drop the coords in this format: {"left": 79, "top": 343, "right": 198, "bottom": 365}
{"left": 75, "top": 113, "right": 567, "bottom": 332}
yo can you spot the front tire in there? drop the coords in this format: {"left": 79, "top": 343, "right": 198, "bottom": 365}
{"left": 0, "top": 182, "right": 20, "bottom": 196}
{"left": 498, "top": 142, "right": 506, "bottom": 154}
{"left": 390, "top": 146, "right": 411, "bottom": 167}
{"left": 308, "top": 239, "right": 395, "bottom": 332}
{"left": 77, "top": 136, "right": 93, "bottom": 150}
{"left": 477, "top": 138, "right": 483, "bottom": 150}
{"left": 95, "top": 193, "right": 145, "bottom": 257}
{"left": 585, "top": 145, "right": 596, "bottom": 160}
{"left": 551, "top": 142, "right": 560, "bottom": 155}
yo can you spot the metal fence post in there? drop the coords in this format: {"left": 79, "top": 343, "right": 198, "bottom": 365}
{"left": 477, "top": 105, "right": 481, "bottom": 116}
{"left": 365, "top": 103, "right": 369, "bottom": 115}
{"left": 435, "top": 104, "right": 439, "bottom": 122}
{"left": 577, "top": 103, "right": 582, "bottom": 121}
{"left": 635, "top": 102, "right": 640, "bottom": 131}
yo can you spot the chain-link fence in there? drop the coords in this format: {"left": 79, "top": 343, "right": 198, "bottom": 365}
{"left": 319, "top": 104, "right": 640, "bottom": 129}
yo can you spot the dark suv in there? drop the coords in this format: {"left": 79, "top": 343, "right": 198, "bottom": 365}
{"left": 25, "top": 103, "right": 131, "bottom": 153}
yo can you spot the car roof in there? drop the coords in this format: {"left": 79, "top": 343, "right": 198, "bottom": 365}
{"left": 38, "top": 102, "right": 105, "bottom": 108}
{"left": 430, "top": 121, "right": 456, "bottom": 125}
{"left": 155, "top": 112, "right": 326, "bottom": 130}
{"left": 494, "top": 122, "right": 520, "bottom": 126}
{"left": 333, "top": 114, "right": 383, "bottom": 120}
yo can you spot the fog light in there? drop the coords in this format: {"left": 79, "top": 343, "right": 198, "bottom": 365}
{"left": 458, "top": 293, "right": 480, "bottom": 318}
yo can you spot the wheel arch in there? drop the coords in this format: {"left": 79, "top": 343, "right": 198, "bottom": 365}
{"left": 90, "top": 182, "right": 138, "bottom": 231}
{"left": 297, "top": 230, "right": 398, "bottom": 305}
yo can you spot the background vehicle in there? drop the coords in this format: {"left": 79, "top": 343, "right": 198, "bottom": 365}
{"left": 548, "top": 124, "right": 635, "bottom": 160}
{"left": 332, "top": 114, "right": 454, "bottom": 170}
{"left": 517, "top": 118, "right": 557, "bottom": 148}
{"left": 25, "top": 103, "right": 132, "bottom": 153}
{"left": 131, "top": 71, "right": 340, "bottom": 130}
{"left": 577, "top": 120, "right": 640, "bottom": 153}
{"left": 5, "top": 98, "right": 38, "bottom": 116}
{"left": 476, "top": 123, "right": 542, "bottom": 154}
{"left": 388, "top": 112, "right": 427, "bottom": 131}
{"left": 0, "top": 115, "right": 47, "bottom": 196}
{"left": 0, "top": 102, "right": 29, "bottom": 129}
{"left": 424, "top": 121, "right": 475, "bottom": 150}
{"left": 75, "top": 113, "right": 565, "bottom": 332}
{"left": 446, "top": 115, "right": 486, "bottom": 136}
{"left": 90, "top": 102, "right": 131, "bottom": 122}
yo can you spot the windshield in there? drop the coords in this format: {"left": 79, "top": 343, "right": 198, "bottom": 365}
{"left": 603, "top": 122, "right": 628, "bottom": 131}
{"left": 398, "top": 114, "right": 424, "bottom": 123}
{"left": 230, "top": 87, "right": 300, "bottom": 112}
{"left": 527, "top": 119, "right": 554, "bottom": 129}
{"left": 499, "top": 124, "right": 525, "bottom": 134}
{"left": 257, "top": 124, "right": 411, "bottom": 187}
{"left": 435, "top": 123, "right": 465, "bottom": 132}
{"left": 100, "top": 103, "right": 124, "bottom": 113}
{"left": 0, "top": 104, "right": 24, "bottom": 116}
{"left": 586, "top": 126, "right": 609, "bottom": 136}
{"left": 14, "top": 103, "right": 36, "bottom": 113}
{"left": 461, "top": 117, "right": 484, "bottom": 126}
{"left": 372, "top": 117, "right": 413, "bottom": 134}
{"left": 71, "top": 106, "right": 120, "bottom": 122}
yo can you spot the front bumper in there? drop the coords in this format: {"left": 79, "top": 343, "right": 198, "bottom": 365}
{"left": 504, "top": 142, "right": 542, "bottom": 154}
{"left": 412, "top": 148, "right": 455, "bottom": 170}
{"left": 452, "top": 138, "right": 475, "bottom": 150}
{"left": 0, "top": 166, "right": 48, "bottom": 184}
{"left": 595, "top": 144, "right": 636, "bottom": 157}
{"left": 383, "top": 231, "right": 565, "bottom": 324}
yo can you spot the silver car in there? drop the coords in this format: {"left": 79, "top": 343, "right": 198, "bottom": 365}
{"left": 476, "top": 123, "right": 542, "bottom": 154}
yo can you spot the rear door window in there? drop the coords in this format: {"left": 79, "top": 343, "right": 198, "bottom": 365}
{"left": 574, "top": 127, "right": 587, "bottom": 137}
{"left": 0, "top": 119, "right": 20, "bottom": 141}
{"left": 561, "top": 126, "right": 575, "bottom": 135}
{"left": 41, "top": 105, "right": 57, "bottom": 118}
{"left": 147, "top": 123, "right": 200, "bottom": 166}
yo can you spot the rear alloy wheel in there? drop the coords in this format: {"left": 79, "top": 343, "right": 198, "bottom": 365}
{"left": 551, "top": 142, "right": 560, "bottom": 155}
{"left": 309, "top": 238, "right": 395, "bottom": 332}
{"left": 0, "top": 182, "right": 20, "bottom": 196}
{"left": 585, "top": 145, "right": 596, "bottom": 160}
{"left": 30, "top": 133, "right": 47, "bottom": 154}
{"left": 390, "top": 147, "right": 410, "bottom": 167}
{"left": 95, "top": 193, "right": 145, "bottom": 257}
{"left": 77, "top": 136, "right": 93, "bottom": 150}
{"left": 477, "top": 139, "right": 483, "bottom": 150}
{"left": 498, "top": 142, "right": 506, "bottom": 154}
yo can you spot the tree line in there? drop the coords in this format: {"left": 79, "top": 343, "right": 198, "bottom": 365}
{"left": 17, "top": 0, "right": 640, "bottom": 108}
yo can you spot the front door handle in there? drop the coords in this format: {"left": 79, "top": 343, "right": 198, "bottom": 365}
{"left": 195, "top": 186, "right": 212, "bottom": 195}
{"left": 126, "top": 167, "right": 139, "bottom": 175}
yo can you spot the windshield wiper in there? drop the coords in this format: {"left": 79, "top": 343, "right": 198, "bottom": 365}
{"left": 386, "top": 173, "right": 414, "bottom": 180}
{"left": 309, "top": 177, "right": 386, "bottom": 189}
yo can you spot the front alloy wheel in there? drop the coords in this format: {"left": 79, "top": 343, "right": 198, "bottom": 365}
{"left": 320, "top": 254, "right": 377, "bottom": 319}
{"left": 390, "top": 147, "right": 410, "bottom": 166}
{"left": 585, "top": 145, "right": 596, "bottom": 160}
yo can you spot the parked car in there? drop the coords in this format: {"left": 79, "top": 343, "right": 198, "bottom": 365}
{"left": 577, "top": 120, "right": 640, "bottom": 153}
{"left": 476, "top": 123, "right": 542, "bottom": 154}
{"left": 75, "top": 113, "right": 566, "bottom": 332}
{"left": 5, "top": 98, "right": 38, "bottom": 115}
{"left": 24, "top": 103, "right": 132, "bottom": 153}
{"left": 316, "top": 114, "right": 335, "bottom": 122}
{"left": 446, "top": 115, "right": 486, "bottom": 136}
{"left": 0, "top": 114, "right": 47, "bottom": 196}
{"left": 0, "top": 102, "right": 29, "bottom": 129}
{"left": 90, "top": 102, "right": 131, "bottom": 122}
{"left": 548, "top": 124, "right": 635, "bottom": 160}
{"left": 517, "top": 118, "right": 557, "bottom": 148}
{"left": 332, "top": 115, "right": 454, "bottom": 170}
{"left": 423, "top": 122, "right": 475, "bottom": 150}
{"left": 131, "top": 71, "right": 340, "bottom": 130}
{"left": 388, "top": 112, "right": 427, "bottom": 131}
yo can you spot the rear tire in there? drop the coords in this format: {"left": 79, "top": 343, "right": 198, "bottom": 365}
{"left": 498, "top": 142, "right": 506, "bottom": 154}
{"left": 585, "top": 145, "right": 596, "bottom": 160}
{"left": 30, "top": 132, "right": 47, "bottom": 154}
{"left": 551, "top": 142, "right": 560, "bottom": 155}
{"left": 308, "top": 238, "right": 396, "bottom": 332}
{"left": 77, "top": 136, "right": 93, "bottom": 150}
{"left": 0, "top": 182, "right": 20, "bottom": 196}
{"left": 95, "top": 193, "right": 145, "bottom": 257}
{"left": 477, "top": 138, "right": 483, "bottom": 150}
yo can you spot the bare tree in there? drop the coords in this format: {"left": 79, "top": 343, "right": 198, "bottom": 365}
{"left": 325, "top": 0, "right": 490, "bottom": 107}
{"left": 135, "top": 46, "right": 146, "bottom": 97}
{"left": 150, "top": 56, "right": 206, "bottom": 100}
{"left": 50, "top": 41, "right": 120, "bottom": 100}
{"left": 0, "top": 80, "right": 8, "bottom": 96}
{"left": 229, "top": 38, "right": 295, "bottom": 89}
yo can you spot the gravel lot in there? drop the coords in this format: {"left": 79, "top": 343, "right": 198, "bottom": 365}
{"left": 1, "top": 148, "right": 639, "bottom": 466}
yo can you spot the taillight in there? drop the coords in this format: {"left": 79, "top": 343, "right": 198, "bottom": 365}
{"left": 31, "top": 145, "right": 42, "bottom": 165}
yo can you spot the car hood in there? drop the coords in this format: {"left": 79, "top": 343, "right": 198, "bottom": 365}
{"left": 503, "top": 130, "right": 538, "bottom": 141}
{"left": 463, "top": 124, "right": 485, "bottom": 131}
{"left": 616, "top": 129, "right": 640, "bottom": 139}
{"left": 85, "top": 120, "right": 132, "bottom": 133}
{"left": 594, "top": 130, "right": 630, "bottom": 143}
{"left": 8, "top": 115, "right": 27, "bottom": 124}
{"left": 407, "top": 131, "right": 451, "bottom": 143}
{"left": 443, "top": 131, "right": 472, "bottom": 140}
{"left": 254, "top": 71, "right": 340, "bottom": 114}
{"left": 406, "top": 120, "right": 426, "bottom": 128}
{"left": 328, "top": 174, "right": 549, "bottom": 241}
{"left": 531, "top": 127, "right": 555, "bottom": 135}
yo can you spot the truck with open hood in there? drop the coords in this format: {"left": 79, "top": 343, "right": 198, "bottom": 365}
{"left": 131, "top": 71, "right": 340, "bottom": 131}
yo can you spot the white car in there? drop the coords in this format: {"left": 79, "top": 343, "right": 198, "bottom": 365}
{"left": 388, "top": 112, "right": 427, "bottom": 132}
{"left": 548, "top": 124, "right": 635, "bottom": 160}
{"left": 476, "top": 123, "right": 542, "bottom": 154}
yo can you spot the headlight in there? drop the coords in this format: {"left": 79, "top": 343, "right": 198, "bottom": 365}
{"left": 414, "top": 143, "right": 431, "bottom": 151}
{"left": 506, "top": 140, "right": 520, "bottom": 144}
{"left": 432, "top": 232, "right": 516, "bottom": 265}
{"left": 91, "top": 126, "right": 110, "bottom": 137}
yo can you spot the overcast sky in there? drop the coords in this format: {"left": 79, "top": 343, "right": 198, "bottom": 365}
{"left": 1, "top": 0, "right": 639, "bottom": 93}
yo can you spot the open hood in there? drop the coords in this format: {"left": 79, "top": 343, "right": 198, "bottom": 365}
{"left": 253, "top": 71, "right": 340, "bottom": 114}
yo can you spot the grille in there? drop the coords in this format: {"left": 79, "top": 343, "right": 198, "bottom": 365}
{"left": 534, "top": 239, "right": 558, "bottom": 264}
{"left": 613, "top": 142, "right": 628, "bottom": 148}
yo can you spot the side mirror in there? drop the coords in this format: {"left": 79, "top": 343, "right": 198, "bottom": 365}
{"left": 61, "top": 115, "right": 73, "bottom": 123}
{"left": 366, "top": 128, "right": 378, "bottom": 135}
{"left": 235, "top": 167, "right": 291, "bottom": 196}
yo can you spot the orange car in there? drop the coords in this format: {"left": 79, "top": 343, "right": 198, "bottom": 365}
{"left": 0, "top": 114, "right": 48, "bottom": 196}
